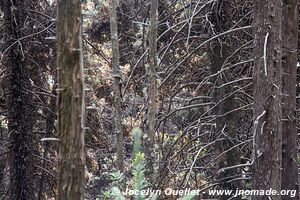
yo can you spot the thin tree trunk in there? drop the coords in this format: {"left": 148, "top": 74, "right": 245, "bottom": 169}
{"left": 2, "top": 0, "right": 36, "bottom": 199}
{"left": 146, "top": 0, "right": 158, "bottom": 180}
{"left": 281, "top": 0, "right": 299, "bottom": 199}
{"left": 56, "top": 0, "right": 86, "bottom": 199}
{"left": 252, "top": 0, "right": 282, "bottom": 199}
{"left": 109, "top": 0, "right": 124, "bottom": 172}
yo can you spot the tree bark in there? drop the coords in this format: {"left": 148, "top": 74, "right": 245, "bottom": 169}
{"left": 109, "top": 0, "right": 124, "bottom": 172}
{"left": 281, "top": 0, "right": 299, "bottom": 199}
{"left": 146, "top": 0, "right": 158, "bottom": 180}
{"left": 56, "top": 0, "right": 86, "bottom": 199}
{"left": 2, "top": 0, "right": 36, "bottom": 199}
{"left": 252, "top": 0, "right": 282, "bottom": 199}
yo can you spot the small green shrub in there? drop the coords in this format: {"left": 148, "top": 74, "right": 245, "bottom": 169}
{"left": 104, "top": 128, "right": 196, "bottom": 200}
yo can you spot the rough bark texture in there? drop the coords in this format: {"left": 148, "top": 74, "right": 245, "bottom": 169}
{"left": 252, "top": 0, "right": 282, "bottom": 199}
{"left": 146, "top": 0, "right": 158, "bottom": 179}
{"left": 109, "top": 0, "right": 124, "bottom": 172}
{"left": 2, "top": 0, "right": 36, "bottom": 199}
{"left": 281, "top": 0, "right": 299, "bottom": 199}
{"left": 56, "top": 0, "right": 86, "bottom": 199}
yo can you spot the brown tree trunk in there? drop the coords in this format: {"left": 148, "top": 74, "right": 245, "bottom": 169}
{"left": 109, "top": 0, "right": 124, "bottom": 172}
{"left": 146, "top": 0, "right": 158, "bottom": 180}
{"left": 281, "top": 0, "right": 299, "bottom": 199}
{"left": 2, "top": 0, "right": 36, "bottom": 199}
{"left": 56, "top": 0, "right": 86, "bottom": 199}
{"left": 252, "top": 0, "right": 282, "bottom": 199}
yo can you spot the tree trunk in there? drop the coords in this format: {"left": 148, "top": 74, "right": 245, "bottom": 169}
{"left": 252, "top": 0, "right": 282, "bottom": 199}
{"left": 56, "top": 0, "right": 86, "bottom": 199}
{"left": 2, "top": 0, "right": 36, "bottom": 199}
{"left": 210, "top": 1, "right": 241, "bottom": 199}
{"left": 281, "top": 0, "right": 299, "bottom": 199}
{"left": 109, "top": 0, "right": 124, "bottom": 172}
{"left": 211, "top": 43, "right": 241, "bottom": 200}
{"left": 146, "top": 0, "right": 158, "bottom": 180}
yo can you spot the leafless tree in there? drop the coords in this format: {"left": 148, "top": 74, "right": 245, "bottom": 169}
{"left": 1, "top": 0, "right": 39, "bottom": 199}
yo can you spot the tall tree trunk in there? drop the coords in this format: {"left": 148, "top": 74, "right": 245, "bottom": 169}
{"left": 252, "top": 0, "right": 282, "bottom": 199}
{"left": 109, "top": 0, "right": 124, "bottom": 172}
{"left": 56, "top": 0, "right": 86, "bottom": 199}
{"left": 2, "top": 0, "right": 36, "bottom": 199}
{"left": 211, "top": 40, "right": 241, "bottom": 200}
{"left": 281, "top": 0, "right": 299, "bottom": 199}
{"left": 210, "top": 1, "right": 241, "bottom": 199}
{"left": 146, "top": 0, "right": 158, "bottom": 180}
